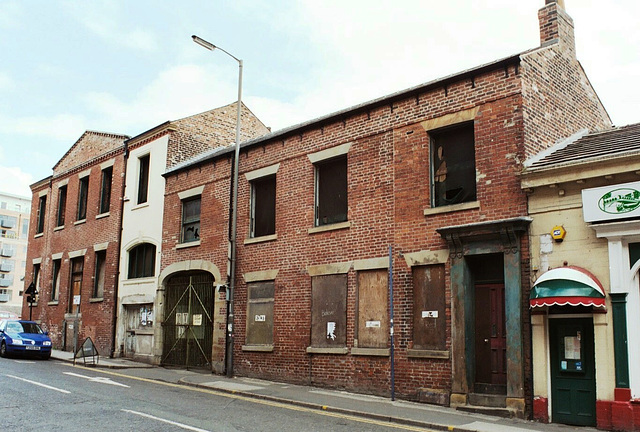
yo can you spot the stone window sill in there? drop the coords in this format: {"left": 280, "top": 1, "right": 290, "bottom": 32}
{"left": 242, "top": 345, "right": 274, "bottom": 352}
{"left": 351, "top": 347, "right": 390, "bottom": 356}
{"left": 423, "top": 201, "right": 480, "bottom": 216}
{"left": 176, "top": 240, "right": 200, "bottom": 249}
{"left": 306, "top": 346, "right": 349, "bottom": 355}
{"left": 244, "top": 234, "right": 277, "bottom": 245}
{"left": 407, "top": 349, "right": 450, "bottom": 359}
{"left": 308, "top": 221, "right": 351, "bottom": 235}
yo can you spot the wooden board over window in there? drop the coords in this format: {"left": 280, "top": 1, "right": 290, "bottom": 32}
{"left": 311, "top": 274, "right": 347, "bottom": 347}
{"left": 412, "top": 265, "right": 446, "bottom": 350}
{"left": 357, "top": 270, "right": 388, "bottom": 349}
{"left": 246, "top": 281, "right": 275, "bottom": 346}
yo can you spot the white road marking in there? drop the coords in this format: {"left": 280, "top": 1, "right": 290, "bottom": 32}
{"left": 122, "top": 409, "right": 210, "bottom": 432}
{"left": 14, "top": 360, "right": 36, "bottom": 364}
{"left": 5, "top": 374, "right": 71, "bottom": 394}
{"left": 63, "top": 371, "right": 130, "bottom": 388}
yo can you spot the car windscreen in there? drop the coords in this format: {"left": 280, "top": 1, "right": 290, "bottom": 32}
{"left": 8, "top": 322, "right": 44, "bottom": 334}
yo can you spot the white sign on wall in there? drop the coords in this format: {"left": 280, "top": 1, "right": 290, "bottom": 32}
{"left": 582, "top": 180, "right": 640, "bottom": 222}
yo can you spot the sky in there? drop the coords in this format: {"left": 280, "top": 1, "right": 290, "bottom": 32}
{"left": 1, "top": 0, "right": 638, "bottom": 198}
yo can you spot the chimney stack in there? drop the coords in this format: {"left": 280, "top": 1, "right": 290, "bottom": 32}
{"left": 538, "top": 0, "right": 575, "bottom": 54}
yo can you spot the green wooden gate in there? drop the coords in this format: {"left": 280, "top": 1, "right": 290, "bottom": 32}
{"left": 162, "top": 272, "right": 214, "bottom": 368}
{"left": 549, "top": 317, "right": 596, "bottom": 426}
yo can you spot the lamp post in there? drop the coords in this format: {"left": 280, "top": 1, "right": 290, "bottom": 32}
{"left": 192, "top": 35, "right": 242, "bottom": 377}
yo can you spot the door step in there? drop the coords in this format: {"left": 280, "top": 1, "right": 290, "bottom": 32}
{"left": 456, "top": 404, "right": 516, "bottom": 419}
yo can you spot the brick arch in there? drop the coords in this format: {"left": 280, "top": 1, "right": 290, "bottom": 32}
{"left": 159, "top": 260, "right": 222, "bottom": 287}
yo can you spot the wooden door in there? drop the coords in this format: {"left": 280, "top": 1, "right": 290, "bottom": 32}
{"left": 475, "top": 284, "right": 506, "bottom": 389}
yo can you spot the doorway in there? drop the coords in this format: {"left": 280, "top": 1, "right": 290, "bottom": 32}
{"left": 549, "top": 317, "right": 596, "bottom": 426}
{"left": 474, "top": 283, "right": 506, "bottom": 393}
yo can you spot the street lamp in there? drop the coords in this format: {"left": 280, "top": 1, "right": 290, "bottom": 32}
{"left": 192, "top": 34, "right": 243, "bottom": 378}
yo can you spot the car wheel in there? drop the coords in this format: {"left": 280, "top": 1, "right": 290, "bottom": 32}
{"left": 0, "top": 342, "right": 6, "bottom": 358}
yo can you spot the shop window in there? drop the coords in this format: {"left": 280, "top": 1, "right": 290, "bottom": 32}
{"left": 77, "top": 176, "right": 89, "bottom": 221}
{"left": 311, "top": 274, "right": 347, "bottom": 348}
{"left": 56, "top": 185, "right": 67, "bottom": 227}
{"left": 128, "top": 243, "right": 155, "bottom": 279}
{"left": 357, "top": 269, "right": 388, "bottom": 349}
{"left": 430, "top": 123, "right": 476, "bottom": 207}
{"left": 36, "top": 195, "right": 46, "bottom": 234}
{"left": 412, "top": 264, "right": 446, "bottom": 350}
{"left": 99, "top": 167, "right": 113, "bottom": 214}
{"left": 245, "top": 281, "right": 275, "bottom": 346}
{"left": 93, "top": 251, "right": 106, "bottom": 298}
{"left": 181, "top": 196, "right": 201, "bottom": 243}
{"left": 137, "top": 154, "right": 150, "bottom": 205}
{"left": 315, "top": 156, "right": 347, "bottom": 226}
{"left": 250, "top": 175, "right": 276, "bottom": 238}
{"left": 51, "top": 259, "right": 61, "bottom": 301}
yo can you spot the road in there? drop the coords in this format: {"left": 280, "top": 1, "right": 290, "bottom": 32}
{"left": 1, "top": 357, "right": 433, "bottom": 432}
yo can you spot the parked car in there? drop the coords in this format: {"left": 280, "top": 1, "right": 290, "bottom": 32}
{"left": 0, "top": 319, "right": 52, "bottom": 360}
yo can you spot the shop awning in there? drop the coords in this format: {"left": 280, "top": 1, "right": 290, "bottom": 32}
{"left": 530, "top": 266, "right": 606, "bottom": 308}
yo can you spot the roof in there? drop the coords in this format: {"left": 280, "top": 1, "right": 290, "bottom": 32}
{"left": 165, "top": 52, "right": 524, "bottom": 176}
{"left": 52, "top": 130, "right": 130, "bottom": 175}
{"left": 525, "top": 123, "right": 640, "bottom": 171}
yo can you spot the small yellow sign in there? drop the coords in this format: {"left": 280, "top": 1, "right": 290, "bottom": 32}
{"left": 551, "top": 225, "right": 566, "bottom": 241}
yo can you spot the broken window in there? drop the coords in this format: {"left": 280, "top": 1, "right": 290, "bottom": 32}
{"left": 128, "top": 243, "right": 155, "bottom": 279}
{"left": 310, "top": 274, "right": 347, "bottom": 348}
{"left": 181, "top": 196, "right": 201, "bottom": 243}
{"left": 245, "top": 281, "right": 275, "bottom": 346}
{"left": 315, "top": 155, "right": 347, "bottom": 226}
{"left": 56, "top": 186, "right": 67, "bottom": 227}
{"left": 77, "top": 176, "right": 89, "bottom": 221}
{"left": 137, "top": 154, "right": 150, "bottom": 205}
{"left": 93, "top": 250, "right": 106, "bottom": 298}
{"left": 357, "top": 269, "right": 389, "bottom": 349}
{"left": 250, "top": 175, "right": 276, "bottom": 238}
{"left": 412, "top": 264, "right": 446, "bottom": 350}
{"left": 430, "top": 123, "right": 476, "bottom": 207}
{"left": 36, "top": 195, "right": 46, "bottom": 234}
{"left": 99, "top": 166, "right": 113, "bottom": 214}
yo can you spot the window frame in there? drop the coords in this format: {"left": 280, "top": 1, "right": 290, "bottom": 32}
{"left": 93, "top": 250, "right": 106, "bottom": 298}
{"left": 314, "top": 155, "right": 348, "bottom": 227}
{"left": 137, "top": 154, "right": 150, "bottom": 205}
{"left": 250, "top": 175, "right": 276, "bottom": 238}
{"left": 56, "top": 185, "right": 67, "bottom": 227}
{"left": 429, "top": 122, "right": 476, "bottom": 208}
{"left": 128, "top": 243, "right": 156, "bottom": 279}
{"left": 180, "top": 196, "right": 201, "bottom": 244}
{"left": 77, "top": 176, "right": 89, "bottom": 221}
{"left": 245, "top": 281, "right": 275, "bottom": 347}
{"left": 51, "top": 259, "right": 61, "bottom": 301}
{"left": 99, "top": 166, "right": 113, "bottom": 215}
{"left": 36, "top": 195, "right": 46, "bottom": 234}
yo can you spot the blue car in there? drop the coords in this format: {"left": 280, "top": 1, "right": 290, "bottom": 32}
{"left": 0, "top": 319, "right": 52, "bottom": 360}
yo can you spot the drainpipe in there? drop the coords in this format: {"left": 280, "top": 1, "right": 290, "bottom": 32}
{"left": 111, "top": 141, "right": 129, "bottom": 357}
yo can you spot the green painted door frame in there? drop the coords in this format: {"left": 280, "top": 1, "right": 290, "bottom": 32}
{"left": 549, "top": 317, "right": 596, "bottom": 426}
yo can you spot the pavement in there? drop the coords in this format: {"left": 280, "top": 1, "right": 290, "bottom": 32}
{"left": 50, "top": 349, "right": 596, "bottom": 432}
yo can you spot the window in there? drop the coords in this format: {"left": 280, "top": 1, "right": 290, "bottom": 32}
{"left": 181, "top": 197, "right": 201, "bottom": 243}
{"left": 69, "top": 257, "right": 83, "bottom": 313}
{"left": 51, "top": 259, "right": 61, "bottom": 301}
{"left": 0, "top": 288, "right": 9, "bottom": 302}
{"left": 0, "top": 202, "right": 5, "bottom": 209}
{"left": 36, "top": 195, "right": 46, "bottom": 234}
{"left": 77, "top": 176, "right": 89, "bottom": 221}
{"left": 310, "top": 274, "right": 347, "bottom": 348}
{"left": 99, "top": 167, "right": 113, "bottom": 214}
{"left": 21, "top": 220, "right": 29, "bottom": 239}
{"left": 315, "top": 156, "right": 347, "bottom": 226}
{"left": 250, "top": 175, "right": 276, "bottom": 238}
{"left": 93, "top": 251, "right": 106, "bottom": 298}
{"left": 430, "top": 122, "right": 476, "bottom": 207}
{"left": 356, "top": 270, "right": 389, "bottom": 349}
{"left": 137, "top": 154, "right": 150, "bottom": 204}
{"left": 32, "top": 263, "right": 41, "bottom": 298}
{"left": 245, "top": 281, "right": 275, "bottom": 346}
{"left": 128, "top": 243, "right": 155, "bottom": 279}
{"left": 411, "top": 265, "right": 446, "bottom": 350}
{"left": 56, "top": 185, "right": 67, "bottom": 227}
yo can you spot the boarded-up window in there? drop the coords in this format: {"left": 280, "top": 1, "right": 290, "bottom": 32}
{"left": 412, "top": 265, "right": 446, "bottom": 350}
{"left": 246, "top": 281, "right": 275, "bottom": 346}
{"left": 311, "top": 274, "right": 347, "bottom": 347}
{"left": 357, "top": 269, "right": 388, "bottom": 349}
{"left": 431, "top": 123, "right": 476, "bottom": 207}
{"left": 69, "top": 257, "right": 83, "bottom": 314}
{"left": 315, "top": 156, "right": 347, "bottom": 226}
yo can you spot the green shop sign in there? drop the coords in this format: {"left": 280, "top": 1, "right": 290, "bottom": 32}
{"left": 598, "top": 188, "right": 640, "bottom": 214}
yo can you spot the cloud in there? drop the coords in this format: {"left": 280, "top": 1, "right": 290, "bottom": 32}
{"left": 0, "top": 148, "right": 34, "bottom": 197}
{"left": 0, "top": 0, "right": 22, "bottom": 30}
{"left": 0, "top": 113, "right": 86, "bottom": 141}
{"left": 0, "top": 72, "right": 13, "bottom": 92}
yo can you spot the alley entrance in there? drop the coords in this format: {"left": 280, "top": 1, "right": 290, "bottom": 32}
{"left": 162, "top": 271, "right": 214, "bottom": 368}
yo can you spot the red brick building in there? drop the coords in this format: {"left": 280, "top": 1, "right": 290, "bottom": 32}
{"left": 159, "top": 1, "right": 611, "bottom": 418}
{"left": 25, "top": 131, "right": 128, "bottom": 355}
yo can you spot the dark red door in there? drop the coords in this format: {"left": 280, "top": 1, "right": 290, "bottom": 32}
{"left": 475, "top": 284, "right": 506, "bottom": 388}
